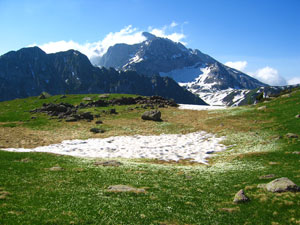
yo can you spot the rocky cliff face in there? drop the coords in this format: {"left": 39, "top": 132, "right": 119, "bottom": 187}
{"left": 96, "top": 32, "right": 268, "bottom": 106}
{"left": 0, "top": 47, "right": 206, "bottom": 105}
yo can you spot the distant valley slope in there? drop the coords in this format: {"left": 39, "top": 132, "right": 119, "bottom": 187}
{"left": 0, "top": 47, "right": 206, "bottom": 105}
{"left": 95, "top": 32, "right": 269, "bottom": 106}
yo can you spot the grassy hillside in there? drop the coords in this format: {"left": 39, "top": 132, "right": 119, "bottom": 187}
{"left": 0, "top": 91, "right": 299, "bottom": 224}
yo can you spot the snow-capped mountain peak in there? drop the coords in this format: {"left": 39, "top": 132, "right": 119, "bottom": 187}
{"left": 95, "top": 32, "right": 268, "bottom": 106}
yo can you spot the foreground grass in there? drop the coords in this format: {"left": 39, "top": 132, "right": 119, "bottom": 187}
{"left": 0, "top": 91, "right": 300, "bottom": 224}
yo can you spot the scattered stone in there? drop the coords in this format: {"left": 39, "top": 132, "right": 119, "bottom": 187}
{"left": 38, "top": 92, "right": 51, "bottom": 99}
{"left": 233, "top": 189, "right": 250, "bottom": 204}
{"left": 82, "top": 97, "right": 92, "bottom": 101}
{"left": 99, "top": 94, "right": 109, "bottom": 98}
{"left": 20, "top": 158, "right": 31, "bottom": 163}
{"left": 90, "top": 128, "right": 105, "bottom": 133}
{"left": 65, "top": 116, "right": 77, "bottom": 122}
{"left": 286, "top": 133, "right": 298, "bottom": 138}
{"left": 257, "top": 106, "right": 267, "bottom": 110}
{"left": 94, "top": 160, "right": 123, "bottom": 167}
{"left": 292, "top": 151, "right": 300, "bottom": 155}
{"left": 141, "top": 110, "right": 162, "bottom": 121}
{"left": 109, "top": 108, "right": 117, "bottom": 114}
{"left": 94, "top": 114, "right": 101, "bottom": 118}
{"left": 219, "top": 207, "right": 240, "bottom": 213}
{"left": 259, "top": 174, "right": 276, "bottom": 180}
{"left": 49, "top": 166, "right": 64, "bottom": 171}
{"left": 80, "top": 112, "right": 94, "bottom": 120}
{"left": 265, "top": 177, "right": 300, "bottom": 193}
{"left": 31, "top": 116, "right": 36, "bottom": 119}
{"left": 95, "top": 120, "right": 103, "bottom": 124}
{"left": 107, "top": 185, "right": 146, "bottom": 193}
{"left": 0, "top": 189, "right": 10, "bottom": 200}
{"left": 60, "top": 95, "right": 67, "bottom": 99}
{"left": 295, "top": 114, "right": 300, "bottom": 118}
{"left": 269, "top": 162, "right": 280, "bottom": 165}
{"left": 281, "top": 94, "right": 291, "bottom": 98}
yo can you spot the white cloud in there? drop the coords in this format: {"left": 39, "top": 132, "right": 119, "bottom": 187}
{"left": 31, "top": 40, "right": 98, "bottom": 58}
{"left": 149, "top": 22, "right": 186, "bottom": 44}
{"left": 225, "top": 61, "right": 247, "bottom": 71}
{"left": 287, "top": 77, "right": 300, "bottom": 85}
{"left": 170, "top": 21, "right": 178, "bottom": 27}
{"left": 225, "top": 60, "right": 287, "bottom": 86}
{"left": 248, "top": 66, "right": 287, "bottom": 86}
{"left": 32, "top": 22, "right": 186, "bottom": 59}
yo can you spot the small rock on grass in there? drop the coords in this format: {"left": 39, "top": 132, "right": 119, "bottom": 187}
{"left": 65, "top": 116, "right": 77, "bottom": 122}
{"left": 49, "top": 166, "right": 64, "bottom": 171}
{"left": 94, "top": 160, "right": 122, "bottom": 167}
{"left": 90, "top": 128, "right": 105, "bottom": 133}
{"left": 265, "top": 177, "right": 300, "bottom": 193}
{"left": 141, "top": 110, "right": 161, "bottom": 121}
{"left": 0, "top": 190, "right": 11, "bottom": 200}
{"left": 107, "top": 185, "right": 146, "bottom": 193}
{"left": 233, "top": 189, "right": 250, "bottom": 204}
{"left": 295, "top": 114, "right": 300, "bottom": 118}
{"left": 95, "top": 120, "right": 103, "bottom": 124}
{"left": 83, "top": 97, "right": 92, "bottom": 101}
{"left": 257, "top": 106, "right": 267, "bottom": 110}
{"left": 286, "top": 133, "right": 298, "bottom": 138}
{"left": 219, "top": 207, "right": 240, "bottom": 213}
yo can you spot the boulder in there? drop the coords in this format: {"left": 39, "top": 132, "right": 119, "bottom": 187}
{"left": 233, "top": 189, "right": 250, "bottom": 204}
{"left": 265, "top": 177, "right": 300, "bottom": 193}
{"left": 141, "top": 110, "right": 162, "bottom": 121}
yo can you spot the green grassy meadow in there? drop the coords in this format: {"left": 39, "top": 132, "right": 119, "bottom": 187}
{"left": 0, "top": 91, "right": 299, "bottom": 224}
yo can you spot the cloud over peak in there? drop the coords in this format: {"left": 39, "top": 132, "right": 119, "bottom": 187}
{"left": 33, "top": 22, "right": 186, "bottom": 59}
{"left": 225, "top": 61, "right": 247, "bottom": 71}
{"left": 225, "top": 60, "right": 287, "bottom": 86}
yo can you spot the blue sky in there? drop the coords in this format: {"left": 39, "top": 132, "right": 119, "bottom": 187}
{"left": 0, "top": 0, "right": 299, "bottom": 85}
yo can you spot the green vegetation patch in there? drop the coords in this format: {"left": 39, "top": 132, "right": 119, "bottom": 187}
{"left": 0, "top": 90, "right": 300, "bottom": 224}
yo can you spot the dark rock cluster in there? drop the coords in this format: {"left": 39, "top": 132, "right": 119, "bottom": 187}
{"left": 30, "top": 95, "right": 177, "bottom": 122}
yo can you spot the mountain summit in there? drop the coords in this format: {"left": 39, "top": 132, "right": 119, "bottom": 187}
{"left": 95, "top": 33, "right": 268, "bottom": 106}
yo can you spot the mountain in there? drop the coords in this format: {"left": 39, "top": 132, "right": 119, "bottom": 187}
{"left": 0, "top": 46, "right": 206, "bottom": 105}
{"left": 95, "top": 32, "right": 268, "bottom": 106}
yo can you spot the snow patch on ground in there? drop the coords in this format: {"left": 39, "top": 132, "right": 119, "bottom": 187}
{"left": 179, "top": 104, "right": 226, "bottom": 110}
{"left": 1, "top": 131, "right": 226, "bottom": 164}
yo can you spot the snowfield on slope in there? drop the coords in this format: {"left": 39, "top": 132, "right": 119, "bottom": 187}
{"left": 1, "top": 105, "right": 227, "bottom": 164}
{"left": 2, "top": 131, "right": 226, "bottom": 164}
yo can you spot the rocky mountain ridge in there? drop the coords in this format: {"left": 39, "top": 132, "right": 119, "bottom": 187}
{"left": 0, "top": 46, "right": 206, "bottom": 105}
